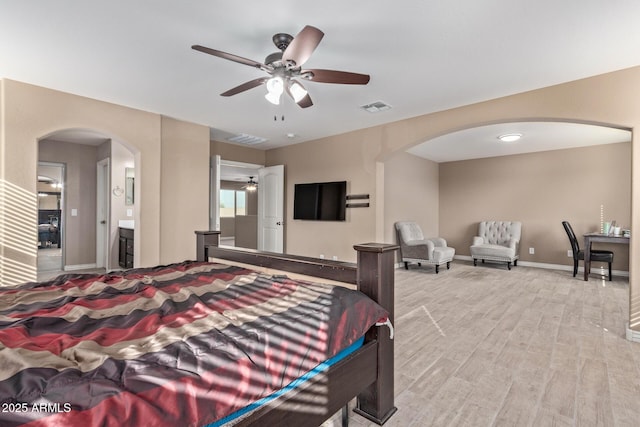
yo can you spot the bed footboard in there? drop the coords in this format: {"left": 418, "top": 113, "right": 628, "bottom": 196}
{"left": 194, "top": 231, "right": 398, "bottom": 425}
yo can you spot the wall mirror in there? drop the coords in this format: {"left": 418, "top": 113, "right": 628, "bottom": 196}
{"left": 125, "top": 167, "right": 135, "bottom": 205}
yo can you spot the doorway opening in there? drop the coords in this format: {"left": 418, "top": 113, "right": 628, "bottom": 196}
{"left": 216, "top": 159, "right": 262, "bottom": 248}
{"left": 37, "top": 162, "right": 65, "bottom": 275}
{"left": 211, "top": 158, "right": 284, "bottom": 252}
{"left": 36, "top": 129, "right": 137, "bottom": 281}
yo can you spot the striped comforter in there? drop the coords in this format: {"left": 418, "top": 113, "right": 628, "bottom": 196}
{"left": 0, "top": 261, "right": 387, "bottom": 427}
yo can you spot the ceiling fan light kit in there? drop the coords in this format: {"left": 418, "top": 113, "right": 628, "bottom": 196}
{"left": 192, "top": 25, "right": 370, "bottom": 108}
{"left": 265, "top": 76, "right": 284, "bottom": 105}
{"left": 288, "top": 81, "right": 308, "bottom": 103}
{"left": 245, "top": 176, "right": 258, "bottom": 192}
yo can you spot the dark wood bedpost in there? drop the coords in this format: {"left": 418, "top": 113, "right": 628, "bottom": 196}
{"left": 194, "top": 230, "right": 220, "bottom": 262}
{"left": 353, "top": 243, "right": 398, "bottom": 425}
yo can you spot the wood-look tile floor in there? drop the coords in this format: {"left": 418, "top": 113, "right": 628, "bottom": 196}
{"left": 348, "top": 261, "right": 640, "bottom": 427}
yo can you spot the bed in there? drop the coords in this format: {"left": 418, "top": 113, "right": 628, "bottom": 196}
{"left": 0, "top": 231, "right": 397, "bottom": 426}
{"left": 37, "top": 210, "right": 60, "bottom": 248}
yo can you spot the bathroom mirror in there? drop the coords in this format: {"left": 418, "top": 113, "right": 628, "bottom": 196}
{"left": 125, "top": 168, "right": 135, "bottom": 205}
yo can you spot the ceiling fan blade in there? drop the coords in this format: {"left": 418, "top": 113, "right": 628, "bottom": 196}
{"left": 221, "top": 77, "right": 268, "bottom": 97}
{"left": 304, "top": 69, "right": 370, "bottom": 85}
{"left": 192, "top": 45, "right": 265, "bottom": 69}
{"left": 282, "top": 26, "right": 324, "bottom": 67}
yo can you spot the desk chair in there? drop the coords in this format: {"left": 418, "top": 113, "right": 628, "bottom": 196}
{"left": 562, "top": 221, "right": 613, "bottom": 281}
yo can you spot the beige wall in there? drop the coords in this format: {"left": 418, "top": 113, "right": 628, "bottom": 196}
{"left": 440, "top": 143, "right": 631, "bottom": 270}
{"left": 38, "top": 139, "right": 98, "bottom": 267}
{"left": 0, "top": 79, "right": 208, "bottom": 285}
{"left": 384, "top": 152, "right": 439, "bottom": 261}
{"left": 160, "top": 116, "right": 210, "bottom": 264}
{"left": 266, "top": 127, "right": 380, "bottom": 261}
{"left": 210, "top": 140, "right": 266, "bottom": 165}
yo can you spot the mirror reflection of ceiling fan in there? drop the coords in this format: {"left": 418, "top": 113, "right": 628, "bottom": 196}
{"left": 243, "top": 176, "right": 258, "bottom": 192}
{"left": 192, "top": 25, "right": 370, "bottom": 108}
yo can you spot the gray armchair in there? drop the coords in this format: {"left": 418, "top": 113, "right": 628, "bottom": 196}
{"left": 395, "top": 221, "right": 455, "bottom": 273}
{"left": 470, "top": 221, "right": 521, "bottom": 270}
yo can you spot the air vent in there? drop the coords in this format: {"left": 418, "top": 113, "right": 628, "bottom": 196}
{"left": 226, "top": 133, "right": 267, "bottom": 145}
{"left": 360, "top": 101, "right": 392, "bottom": 113}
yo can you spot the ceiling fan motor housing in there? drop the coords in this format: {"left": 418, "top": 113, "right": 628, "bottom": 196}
{"left": 264, "top": 51, "right": 284, "bottom": 67}
{"left": 272, "top": 33, "right": 293, "bottom": 51}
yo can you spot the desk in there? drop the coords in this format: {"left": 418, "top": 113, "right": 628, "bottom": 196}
{"left": 583, "top": 233, "right": 630, "bottom": 281}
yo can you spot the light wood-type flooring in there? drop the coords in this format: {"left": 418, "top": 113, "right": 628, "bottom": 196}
{"left": 33, "top": 259, "right": 640, "bottom": 426}
{"left": 344, "top": 261, "right": 640, "bottom": 427}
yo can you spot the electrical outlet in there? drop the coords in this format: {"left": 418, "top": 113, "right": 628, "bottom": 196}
{"left": 319, "top": 254, "right": 325, "bottom": 259}
{"left": 567, "top": 250, "right": 573, "bottom": 257}
{"left": 332, "top": 255, "right": 338, "bottom": 261}
{"left": 529, "top": 247, "right": 535, "bottom": 255}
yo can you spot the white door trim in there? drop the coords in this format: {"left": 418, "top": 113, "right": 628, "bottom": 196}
{"left": 96, "top": 158, "right": 110, "bottom": 269}
{"left": 210, "top": 155, "right": 221, "bottom": 231}
{"left": 258, "top": 165, "right": 284, "bottom": 253}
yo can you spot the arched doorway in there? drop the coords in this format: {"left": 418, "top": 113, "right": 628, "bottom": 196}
{"left": 37, "top": 128, "right": 137, "bottom": 280}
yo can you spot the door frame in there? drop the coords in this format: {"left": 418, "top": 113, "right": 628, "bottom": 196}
{"left": 96, "top": 158, "right": 110, "bottom": 269}
{"left": 210, "top": 155, "right": 221, "bottom": 231}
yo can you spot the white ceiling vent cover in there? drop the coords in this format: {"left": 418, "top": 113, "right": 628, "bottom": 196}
{"left": 226, "top": 133, "right": 268, "bottom": 145}
{"left": 360, "top": 101, "right": 392, "bottom": 113}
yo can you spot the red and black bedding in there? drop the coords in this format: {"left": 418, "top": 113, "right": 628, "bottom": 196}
{"left": 0, "top": 261, "right": 387, "bottom": 426}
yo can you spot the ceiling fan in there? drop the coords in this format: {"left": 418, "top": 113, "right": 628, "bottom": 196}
{"left": 243, "top": 176, "right": 258, "bottom": 192}
{"left": 192, "top": 25, "right": 370, "bottom": 108}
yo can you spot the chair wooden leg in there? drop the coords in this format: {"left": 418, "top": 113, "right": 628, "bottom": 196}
{"left": 514, "top": 260, "right": 518, "bottom": 267}
{"left": 573, "top": 259, "right": 578, "bottom": 277}
{"left": 609, "top": 262, "right": 612, "bottom": 281}
{"left": 473, "top": 259, "right": 477, "bottom": 266}
{"left": 507, "top": 262, "right": 511, "bottom": 270}
{"left": 446, "top": 261, "right": 450, "bottom": 270}
{"left": 435, "top": 265, "right": 439, "bottom": 274}
{"left": 404, "top": 262, "right": 408, "bottom": 270}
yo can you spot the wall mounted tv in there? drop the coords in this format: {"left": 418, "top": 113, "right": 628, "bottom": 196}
{"left": 293, "top": 181, "right": 347, "bottom": 221}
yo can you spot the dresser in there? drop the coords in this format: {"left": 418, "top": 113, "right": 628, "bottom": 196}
{"left": 119, "top": 227, "right": 134, "bottom": 269}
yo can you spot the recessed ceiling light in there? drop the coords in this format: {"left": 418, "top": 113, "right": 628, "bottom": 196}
{"left": 498, "top": 133, "right": 522, "bottom": 142}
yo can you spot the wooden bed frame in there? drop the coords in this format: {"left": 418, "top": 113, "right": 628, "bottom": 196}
{"left": 195, "top": 231, "right": 398, "bottom": 426}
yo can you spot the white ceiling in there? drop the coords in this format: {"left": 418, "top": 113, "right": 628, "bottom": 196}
{"left": 2, "top": 1, "right": 640, "bottom": 159}
{"left": 408, "top": 122, "right": 632, "bottom": 163}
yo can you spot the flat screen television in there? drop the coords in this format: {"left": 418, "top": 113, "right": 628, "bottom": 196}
{"left": 293, "top": 181, "right": 346, "bottom": 221}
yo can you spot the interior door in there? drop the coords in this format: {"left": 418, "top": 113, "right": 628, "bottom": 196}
{"left": 258, "top": 165, "right": 284, "bottom": 252}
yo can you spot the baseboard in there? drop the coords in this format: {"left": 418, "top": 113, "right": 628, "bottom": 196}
{"left": 626, "top": 324, "right": 640, "bottom": 343}
{"left": 64, "top": 263, "right": 97, "bottom": 271}
{"left": 451, "top": 255, "right": 629, "bottom": 277}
